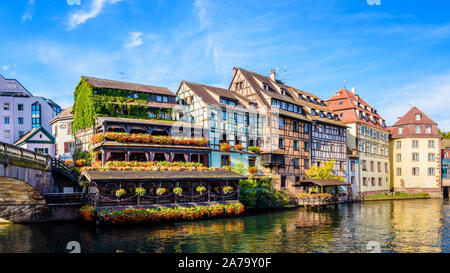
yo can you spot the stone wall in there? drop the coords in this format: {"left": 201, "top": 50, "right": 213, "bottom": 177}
{"left": 0, "top": 164, "right": 53, "bottom": 194}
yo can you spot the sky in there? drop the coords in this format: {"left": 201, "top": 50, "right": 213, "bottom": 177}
{"left": 1, "top": 0, "right": 450, "bottom": 130}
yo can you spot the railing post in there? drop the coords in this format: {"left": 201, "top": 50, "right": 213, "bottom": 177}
{"left": 207, "top": 183, "right": 210, "bottom": 202}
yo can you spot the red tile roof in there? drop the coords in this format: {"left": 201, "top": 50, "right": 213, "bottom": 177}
{"left": 326, "top": 88, "right": 388, "bottom": 131}
{"left": 393, "top": 106, "right": 437, "bottom": 126}
{"left": 83, "top": 76, "right": 175, "bottom": 96}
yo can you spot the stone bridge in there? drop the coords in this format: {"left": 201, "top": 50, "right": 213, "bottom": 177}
{"left": 0, "top": 142, "right": 82, "bottom": 223}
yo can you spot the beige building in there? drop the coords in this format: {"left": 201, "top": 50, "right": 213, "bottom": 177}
{"left": 388, "top": 107, "right": 442, "bottom": 198}
{"left": 326, "top": 88, "right": 390, "bottom": 196}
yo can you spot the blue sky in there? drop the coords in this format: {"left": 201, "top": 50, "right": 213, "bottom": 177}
{"left": 1, "top": 0, "right": 450, "bottom": 130}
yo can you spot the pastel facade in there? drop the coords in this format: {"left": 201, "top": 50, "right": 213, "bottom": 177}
{"left": 0, "top": 74, "right": 61, "bottom": 145}
{"left": 388, "top": 107, "right": 442, "bottom": 198}
{"left": 176, "top": 81, "right": 263, "bottom": 173}
{"left": 50, "top": 107, "right": 75, "bottom": 160}
{"left": 442, "top": 139, "right": 450, "bottom": 197}
{"left": 326, "top": 88, "right": 390, "bottom": 196}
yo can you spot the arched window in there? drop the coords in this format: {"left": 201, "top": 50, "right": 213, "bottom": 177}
{"left": 32, "top": 102, "right": 41, "bottom": 128}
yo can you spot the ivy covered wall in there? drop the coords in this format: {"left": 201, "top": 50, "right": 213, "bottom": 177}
{"left": 72, "top": 77, "right": 174, "bottom": 132}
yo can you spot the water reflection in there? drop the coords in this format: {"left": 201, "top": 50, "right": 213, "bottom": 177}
{"left": 0, "top": 199, "right": 449, "bottom": 253}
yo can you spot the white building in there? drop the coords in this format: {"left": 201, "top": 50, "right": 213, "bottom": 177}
{"left": 0, "top": 74, "right": 61, "bottom": 145}
{"left": 49, "top": 107, "right": 75, "bottom": 160}
{"left": 13, "top": 127, "right": 55, "bottom": 157}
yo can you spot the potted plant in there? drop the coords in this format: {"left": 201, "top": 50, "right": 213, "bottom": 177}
{"left": 173, "top": 187, "right": 183, "bottom": 197}
{"left": 234, "top": 144, "right": 244, "bottom": 151}
{"left": 220, "top": 143, "right": 232, "bottom": 153}
{"left": 115, "top": 188, "right": 126, "bottom": 198}
{"left": 248, "top": 146, "right": 261, "bottom": 154}
{"left": 248, "top": 166, "right": 258, "bottom": 175}
{"left": 223, "top": 186, "right": 233, "bottom": 194}
{"left": 156, "top": 187, "right": 167, "bottom": 196}
{"left": 196, "top": 185, "right": 207, "bottom": 194}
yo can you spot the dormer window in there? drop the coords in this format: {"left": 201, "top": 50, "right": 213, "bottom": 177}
{"left": 319, "top": 111, "right": 324, "bottom": 118}
{"left": 235, "top": 81, "right": 244, "bottom": 90}
{"left": 398, "top": 127, "right": 403, "bottom": 135}
{"left": 298, "top": 94, "right": 303, "bottom": 100}
{"left": 320, "top": 101, "right": 326, "bottom": 106}
{"left": 327, "top": 113, "right": 331, "bottom": 119}
{"left": 306, "top": 96, "right": 311, "bottom": 102}
{"left": 263, "top": 83, "right": 269, "bottom": 90}
{"left": 313, "top": 99, "right": 319, "bottom": 104}
{"left": 425, "top": 126, "right": 431, "bottom": 134}
{"left": 415, "top": 113, "right": 422, "bottom": 121}
{"left": 220, "top": 97, "right": 237, "bottom": 106}
{"left": 311, "top": 109, "right": 316, "bottom": 116}
{"left": 415, "top": 126, "right": 421, "bottom": 134}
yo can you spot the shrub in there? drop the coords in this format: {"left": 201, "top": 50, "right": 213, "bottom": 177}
{"left": 80, "top": 205, "right": 96, "bottom": 221}
{"left": 239, "top": 178, "right": 294, "bottom": 210}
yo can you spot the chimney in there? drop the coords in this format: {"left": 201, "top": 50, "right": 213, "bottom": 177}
{"left": 351, "top": 87, "right": 356, "bottom": 94}
{"left": 270, "top": 69, "right": 276, "bottom": 81}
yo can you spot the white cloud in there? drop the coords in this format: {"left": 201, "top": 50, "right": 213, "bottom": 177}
{"left": 67, "top": 0, "right": 122, "bottom": 30}
{"left": 194, "top": 0, "right": 210, "bottom": 29}
{"left": 21, "top": 0, "right": 35, "bottom": 22}
{"left": 378, "top": 71, "right": 450, "bottom": 131}
{"left": 124, "top": 32, "right": 143, "bottom": 48}
{"left": 67, "top": 0, "right": 81, "bottom": 6}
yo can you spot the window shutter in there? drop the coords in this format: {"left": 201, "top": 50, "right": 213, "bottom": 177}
{"left": 64, "top": 142, "right": 69, "bottom": 153}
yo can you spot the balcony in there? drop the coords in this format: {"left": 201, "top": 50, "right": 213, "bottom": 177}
{"left": 260, "top": 153, "right": 284, "bottom": 167}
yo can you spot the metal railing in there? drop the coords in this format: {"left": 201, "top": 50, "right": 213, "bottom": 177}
{"left": 51, "top": 158, "right": 79, "bottom": 183}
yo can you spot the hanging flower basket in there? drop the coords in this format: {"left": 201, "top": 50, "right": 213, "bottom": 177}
{"left": 156, "top": 187, "right": 167, "bottom": 196}
{"left": 115, "top": 188, "right": 126, "bottom": 198}
{"left": 173, "top": 187, "right": 183, "bottom": 196}
{"left": 196, "top": 186, "right": 207, "bottom": 194}
{"left": 223, "top": 186, "right": 233, "bottom": 194}
{"left": 135, "top": 187, "right": 146, "bottom": 196}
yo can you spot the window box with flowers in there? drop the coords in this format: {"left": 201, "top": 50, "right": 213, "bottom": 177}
{"left": 220, "top": 143, "right": 232, "bottom": 153}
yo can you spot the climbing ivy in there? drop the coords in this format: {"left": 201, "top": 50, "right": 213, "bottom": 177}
{"left": 72, "top": 77, "right": 174, "bottom": 132}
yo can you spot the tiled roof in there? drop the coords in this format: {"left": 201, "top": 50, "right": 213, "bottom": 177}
{"left": 393, "top": 106, "right": 437, "bottom": 126}
{"left": 182, "top": 81, "right": 254, "bottom": 108}
{"left": 83, "top": 76, "right": 175, "bottom": 96}
{"left": 326, "top": 88, "right": 388, "bottom": 131}
{"left": 388, "top": 124, "right": 441, "bottom": 139}
{"left": 50, "top": 106, "right": 73, "bottom": 124}
{"left": 441, "top": 139, "right": 450, "bottom": 149}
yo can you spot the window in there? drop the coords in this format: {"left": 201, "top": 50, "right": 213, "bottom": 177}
{"left": 293, "top": 140, "right": 299, "bottom": 150}
{"left": 18, "top": 117, "right": 23, "bottom": 124}
{"left": 425, "top": 127, "right": 431, "bottom": 134}
{"left": 377, "top": 162, "right": 381, "bottom": 172}
{"left": 18, "top": 104, "right": 23, "bottom": 111}
{"left": 396, "top": 154, "right": 402, "bottom": 162}
{"left": 4, "top": 117, "right": 9, "bottom": 124}
{"left": 378, "top": 178, "right": 382, "bottom": 186}
{"left": 396, "top": 168, "right": 402, "bottom": 176}
{"left": 371, "top": 178, "right": 375, "bottom": 186}
{"left": 428, "top": 140, "right": 434, "bottom": 148}
{"left": 362, "top": 160, "right": 367, "bottom": 171}
{"left": 248, "top": 156, "right": 256, "bottom": 167}
{"left": 4, "top": 130, "right": 10, "bottom": 138}
{"left": 293, "top": 120, "right": 299, "bottom": 132}
{"left": 280, "top": 176, "right": 286, "bottom": 188}
{"left": 32, "top": 102, "right": 41, "bottom": 128}
{"left": 304, "top": 159, "right": 310, "bottom": 169}
{"left": 156, "top": 95, "right": 162, "bottom": 102}
{"left": 398, "top": 127, "right": 403, "bottom": 135}
{"left": 385, "top": 163, "right": 388, "bottom": 173}
{"left": 221, "top": 155, "right": 231, "bottom": 167}
{"left": 412, "top": 167, "right": 419, "bottom": 176}
{"left": 18, "top": 131, "right": 24, "bottom": 138}
{"left": 412, "top": 153, "right": 419, "bottom": 161}
{"left": 415, "top": 126, "right": 421, "bottom": 134}
{"left": 3, "top": 103, "right": 9, "bottom": 110}
{"left": 363, "top": 177, "right": 367, "bottom": 186}
{"left": 293, "top": 159, "right": 299, "bottom": 169}
{"left": 279, "top": 117, "right": 284, "bottom": 129}
{"left": 396, "top": 141, "right": 401, "bottom": 149}
{"left": 415, "top": 113, "right": 421, "bottom": 120}
{"left": 428, "top": 168, "right": 435, "bottom": 176}
{"left": 412, "top": 140, "right": 419, "bottom": 148}
{"left": 304, "top": 124, "right": 309, "bottom": 133}
{"left": 428, "top": 153, "right": 435, "bottom": 162}
{"left": 370, "top": 161, "right": 374, "bottom": 172}
{"left": 279, "top": 138, "right": 285, "bottom": 149}
{"left": 351, "top": 161, "right": 355, "bottom": 172}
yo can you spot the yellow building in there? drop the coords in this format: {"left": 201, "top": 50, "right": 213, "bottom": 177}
{"left": 388, "top": 107, "right": 442, "bottom": 198}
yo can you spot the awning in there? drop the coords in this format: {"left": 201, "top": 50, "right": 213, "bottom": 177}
{"left": 305, "top": 179, "right": 350, "bottom": 187}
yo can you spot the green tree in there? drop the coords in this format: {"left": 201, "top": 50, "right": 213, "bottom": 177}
{"left": 307, "top": 159, "right": 344, "bottom": 181}
{"left": 439, "top": 129, "right": 450, "bottom": 139}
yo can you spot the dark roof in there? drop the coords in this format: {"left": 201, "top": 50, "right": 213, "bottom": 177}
{"left": 82, "top": 170, "right": 247, "bottom": 182}
{"left": 182, "top": 81, "right": 253, "bottom": 107}
{"left": 304, "top": 178, "right": 350, "bottom": 187}
{"left": 14, "top": 127, "right": 55, "bottom": 146}
{"left": 50, "top": 106, "right": 73, "bottom": 124}
{"left": 83, "top": 76, "right": 175, "bottom": 96}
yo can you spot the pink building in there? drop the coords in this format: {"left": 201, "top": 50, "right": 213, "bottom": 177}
{"left": 0, "top": 74, "right": 61, "bottom": 145}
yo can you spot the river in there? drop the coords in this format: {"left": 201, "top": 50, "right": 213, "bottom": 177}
{"left": 0, "top": 199, "right": 449, "bottom": 253}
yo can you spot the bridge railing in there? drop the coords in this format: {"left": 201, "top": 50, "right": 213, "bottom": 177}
{"left": 0, "top": 142, "right": 52, "bottom": 169}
